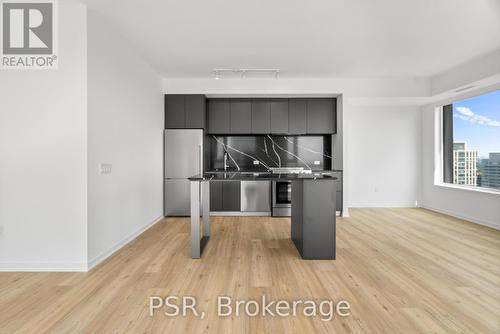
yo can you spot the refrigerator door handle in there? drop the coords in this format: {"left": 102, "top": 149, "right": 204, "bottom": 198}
{"left": 199, "top": 144, "right": 203, "bottom": 175}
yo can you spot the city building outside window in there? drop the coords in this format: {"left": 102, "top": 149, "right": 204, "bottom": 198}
{"left": 442, "top": 90, "right": 500, "bottom": 191}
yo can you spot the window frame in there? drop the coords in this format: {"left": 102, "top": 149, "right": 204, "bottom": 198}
{"left": 435, "top": 90, "right": 500, "bottom": 195}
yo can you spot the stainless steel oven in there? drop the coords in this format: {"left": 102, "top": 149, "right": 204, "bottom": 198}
{"left": 272, "top": 181, "right": 292, "bottom": 216}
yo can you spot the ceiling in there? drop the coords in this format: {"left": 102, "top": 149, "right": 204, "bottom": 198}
{"left": 82, "top": 0, "right": 500, "bottom": 79}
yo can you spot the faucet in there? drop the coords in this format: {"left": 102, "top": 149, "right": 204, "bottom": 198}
{"left": 223, "top": 151, "right": 230, "bottom": 171}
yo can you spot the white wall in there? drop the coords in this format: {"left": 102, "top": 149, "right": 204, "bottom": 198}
{"left": 421, "top": 87, "right": 500, "bottom": 229}
{"left": 164, "top": 77, "right": 430, "bottom": 98}
{"left": 0, "top": 2, "right": 88, "bottom": 271}
{"left": 86, "top": 11, "right": 164, "bottom": 267}
{"left": 346, "top": 106, "right": 421, "bottom": 207}
{"left": 431, "top": 49, "right": 500, "bottom": 95}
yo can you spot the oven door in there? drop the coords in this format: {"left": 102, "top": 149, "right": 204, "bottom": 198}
{"left": 273, "top": 181, "right": 292, "bottom": 207}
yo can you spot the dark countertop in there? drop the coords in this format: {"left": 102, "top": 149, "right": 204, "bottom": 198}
{"left": 188, "top": 171, "right": 338, "bottom": 181}
{"left": 206, "top": 168, "right": 343, "bottom": 173}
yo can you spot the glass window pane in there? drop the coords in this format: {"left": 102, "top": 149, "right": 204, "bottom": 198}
{"left": 447, "top": 90, "right": 500, "bottom": 190}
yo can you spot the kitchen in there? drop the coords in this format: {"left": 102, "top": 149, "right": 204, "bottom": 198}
{"left": 163, "top": 96, "right": 343, "bottom": 259}
{"left": 2, "top": 1, "right": 499, "bottom": 333}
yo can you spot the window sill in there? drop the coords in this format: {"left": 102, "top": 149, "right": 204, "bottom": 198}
{"left": 434, "top": 183, "right": 500, "bottom": 196}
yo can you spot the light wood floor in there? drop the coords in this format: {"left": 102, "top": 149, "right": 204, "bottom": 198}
{"left": 1, "top": 209, "right": 499, "bottom": 334}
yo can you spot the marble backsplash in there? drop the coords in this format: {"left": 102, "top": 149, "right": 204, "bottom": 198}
{"left": 207, "top": 135, "right": 332, "bottom": 171}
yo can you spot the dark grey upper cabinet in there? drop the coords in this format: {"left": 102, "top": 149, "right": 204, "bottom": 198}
{"left": 208, "top": 99, "right": 230, "bottom": 134}
{"left": 185, "top": 95, "right": 206, "bottom": 129}
{"left": 289, "top": 99, "right": 307, "bottom": 134}
{"left": 306, "top": 98, "right": 336, "bottom": 134}
{"left": 165, "top": 95, "right": 185, "bottom": 128}
{"left": 270, "top": 99, "right": 289, "bottom": 134}
{"left": 165, "top": 94, "right": 205, "bottom": 129}
{"left": 222, "top": 181, "right": 241, "bottom": 211}
{"left": 230, "top": 99, "right": 252, "bottom": 134}
{"left": 206, "top": 97, "right": 336, "bottom": 134}
{"left": 251, "top": 100, "right": 271, "bottom": 134}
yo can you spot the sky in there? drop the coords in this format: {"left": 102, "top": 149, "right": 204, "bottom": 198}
{"left": 453, "top": 90, "right": 500, "bottom": 159}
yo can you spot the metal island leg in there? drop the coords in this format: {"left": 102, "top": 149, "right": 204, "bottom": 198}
{"left": 190, "top": 180, "right": 210, "bottom": 258}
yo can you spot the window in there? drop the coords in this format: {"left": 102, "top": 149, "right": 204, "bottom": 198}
{"left": 442, "top": 90, "right": 500, "bottom": 191}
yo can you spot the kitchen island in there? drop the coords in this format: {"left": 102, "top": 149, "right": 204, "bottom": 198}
{"left": 188, "top": 172, "right": 338, "bottom": 260}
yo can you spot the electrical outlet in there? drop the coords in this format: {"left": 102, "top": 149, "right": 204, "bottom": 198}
{"left": 313, "top": 160, "right": 321, "bottom": 165}
{"left": 99, "top": 163, "right": 112, "bottom": 174}
{"left": 253, "top": 160, "right": 260, "bottom": 165}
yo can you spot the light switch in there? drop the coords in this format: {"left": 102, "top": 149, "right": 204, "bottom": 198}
{"left": 99, "top": 163, "right": 112, "bottom": 174}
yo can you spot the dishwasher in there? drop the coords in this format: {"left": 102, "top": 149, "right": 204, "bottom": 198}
{"left": 240, "top": 181, "right": 271, "bottom": 216}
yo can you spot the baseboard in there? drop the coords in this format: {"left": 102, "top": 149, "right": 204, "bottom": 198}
{"left": 0, "top": 262, "right": 88, "bottom": 272}
{"left": 348, "top": 203, "right": 417, "bottom": 208}
{"left": 210, "top": 211, "right": 272, "bottom": 216}
{"left": 87, "top": 215, "right": 164, "bottom": 271}
{"left": 422, "top": 206, "right": 500, "bottom": 231}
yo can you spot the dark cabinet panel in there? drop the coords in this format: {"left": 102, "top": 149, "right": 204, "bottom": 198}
{"left": 206, "top": 97, "right": 336, "bottom": 134}
{"left": 210, "top": 181, "right": 241, "bottom": 211}
{"left": 210, "top": 182, "right": 223, "bottom": 211}
{"left": 270, "top": 99, "right": 289, "bottom": 134}
{"left": 165, "top": 95, "right": 185, "bottom": 128}
{"left": 230, "top": 99, "right": 252, "bottom": 134}
{"left": 288, "top": 99, "right": 307, "bottom": 134}
{"left": 336, "top": 191, "right": 342, "bottom": 213}
{"left": 222, "top": 181, "right": 241, "bottom": 211}
{"left": 330, "top": 171, "right": 343, "bottom": 213}
{"left": 165, "top": 94, "right": 206, "bottom": 129}
{"left": 306, "top": 98, "right": 335, "bottom": 134}
{"left": 251, "top": 100, "right": 271, "bottom": 134}
{"left": 208, "top": 99, "right": 230, "bottom": 134}
{"left": 185, "top": 95, "right": 206, "bottom": 129}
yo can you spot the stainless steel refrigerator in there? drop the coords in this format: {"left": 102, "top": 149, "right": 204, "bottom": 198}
{"left": 164, "top": 129, "right": 203, "bottom": 216}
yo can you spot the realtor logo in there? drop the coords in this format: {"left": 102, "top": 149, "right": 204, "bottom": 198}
{"left": 1, "top": 0, "right": 58, "bottom": 69}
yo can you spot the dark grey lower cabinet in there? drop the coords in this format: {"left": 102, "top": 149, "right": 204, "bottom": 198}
{"left": 336, "top": 191, "right": 342, "bottom": 214}
{"left": 222, "top": 181, "right": 241, "bottom": 211}
{"left": 210, "top": 181, "right": 223, "bottom": 211}
{"left": 291, "top": 180, "right": 336, "bottom": 259}
{"left": 330, "top": 171, "right": 343, "bottom": 213}
{"left": 210, "top": 181, "right": 241, "bottom": 211}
